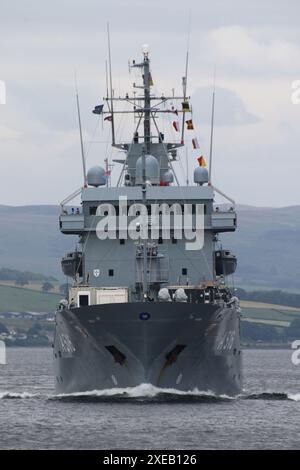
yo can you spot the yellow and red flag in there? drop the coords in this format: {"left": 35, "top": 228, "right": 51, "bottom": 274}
{"left": 197, "top": 156, "right": 206, "bottom": 167}
{"left": 186, "top": 119, "right": 194, "bottom": 130}
{"left": 182, "top": 101, "right": 190, "bottom": 111}
{"left": 148, "top": 73, "right": 154, "bottom": 87}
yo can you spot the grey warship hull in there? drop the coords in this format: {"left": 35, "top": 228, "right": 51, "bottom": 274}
{"left": 54, "top": 302, "right": 242, "bottom": 396}
{"left": 55, "top": 47, "right": 243, "bottom": 397}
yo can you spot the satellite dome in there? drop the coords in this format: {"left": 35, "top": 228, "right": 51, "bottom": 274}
{"left": 158, "top": 288, "right": 171, "bottom": 302}
{"left": 174, "top": 288, "right": 188, "bottom": 302}
{"left": 87, "top": 166, "right": 106, "bottom": 187}
{"left": 136, "top": 154, "right": 159, "bottom": 185}
{"left": 194, "top": 166, "right": 209, "bottom": 185}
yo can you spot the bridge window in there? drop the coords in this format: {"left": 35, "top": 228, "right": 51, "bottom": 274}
{"left": 90, "top": 206, "right": 121, "bottom": 216}
{"left": 182, "top": 268, "right": 187, "bottom": 275}
{"left": 108, "top": 269, "right": 114, "bottom": 277}
{"left": 120, "top": 239, "right": 125, "bottom": 245}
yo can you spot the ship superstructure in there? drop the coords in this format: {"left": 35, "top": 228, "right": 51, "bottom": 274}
{"left": 54, "top": 46, "right": 242, "bottom": 395}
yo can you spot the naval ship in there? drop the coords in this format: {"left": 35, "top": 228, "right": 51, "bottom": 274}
{"left": 54, "top": 46, "right": 242, "bottom": 395}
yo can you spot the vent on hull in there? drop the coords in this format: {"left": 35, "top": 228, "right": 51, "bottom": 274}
{"left": 105, "top": 345, "right": 126, "bottom": 366}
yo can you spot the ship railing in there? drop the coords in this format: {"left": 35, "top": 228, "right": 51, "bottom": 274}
{"left": 213, "top": 204, "right": 235, "bottom": 213}
{"left": 166, "top": 284, "right": 231, "bottom": 304}
{"left": 60, "top": 187, "right": 83, "bottom": 214}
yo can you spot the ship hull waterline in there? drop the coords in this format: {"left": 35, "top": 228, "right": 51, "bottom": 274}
{"left": 54, "top": 302, "right": 242, "bottom": 396}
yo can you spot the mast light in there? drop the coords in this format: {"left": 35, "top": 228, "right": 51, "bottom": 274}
{"left": 142, "top": 44, "right": 149, "bottom": 56}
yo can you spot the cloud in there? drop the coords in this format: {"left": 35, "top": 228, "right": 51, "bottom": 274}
{"left": 201, "top": 26, "right": 300, "bottom": 77}
{"left": 0, "top": 1, "right": 299, "bottom": 207}
{"left": 192, "top": 86, "right": 259, "bottom": 126}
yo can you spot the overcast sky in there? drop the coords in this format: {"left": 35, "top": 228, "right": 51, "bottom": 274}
{"left": 0, "top": 0, "right": 299, "bottom": 207}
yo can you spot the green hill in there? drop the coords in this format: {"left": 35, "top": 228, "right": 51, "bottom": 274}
{"left": 240, "top": 300, "right": 300, "bottom": 325}
{"left": 0, "top": 284, "right": 61, "bottom": 313}
{"left": 222, "top": 205, "right": 300, "bottom": 290}
{"left": 0, "top": 205, "right": 75, "bottom": 279}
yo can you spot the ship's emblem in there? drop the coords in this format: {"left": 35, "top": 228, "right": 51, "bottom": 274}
{"left": 93, "top": 269, "right": 100, "bottom": 278}
{"left": 139, "top": 312, "right": 150, "bottom": 321}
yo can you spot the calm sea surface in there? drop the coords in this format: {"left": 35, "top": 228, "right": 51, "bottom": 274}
{"left": 0, "top": 348, "right": 299, "bottom": 449}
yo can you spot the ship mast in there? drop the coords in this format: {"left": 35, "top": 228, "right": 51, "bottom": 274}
{"left": 142, "top": 46, "right": 151, "bottom": 154}
{"left": 141, "top": 149, "right": 148, "bottom": 301}
{"left": 132, "top": 46, "right": 152, "bottom": 300}
{"left": 98, "top": 46, "right": 188, "bottom": 301}
{"left": 141, "top": 46, "right": 150, "bottom": 300}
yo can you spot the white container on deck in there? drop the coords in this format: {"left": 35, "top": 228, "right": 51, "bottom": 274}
{"left": 69, "top": 286, "right": 129, "bottom": 307}
{"left": 96, "top": 288, "right": 128, "bottom": 305}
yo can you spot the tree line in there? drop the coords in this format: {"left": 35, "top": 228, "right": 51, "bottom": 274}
{"left": 236, "top": 288, "right": 300, "bottom": 309}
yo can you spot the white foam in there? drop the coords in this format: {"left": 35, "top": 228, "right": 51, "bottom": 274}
{"left": 288, "top": 393, "right": 300, "bottom": 401}
{"left": 0, "top": 391, "right": 40, "bottom": 399}
{"left": 0, "top": 384, "right": 237, "bottom": 400}
{"left": 55, "top": 383, "right": 230, "bottom": 399}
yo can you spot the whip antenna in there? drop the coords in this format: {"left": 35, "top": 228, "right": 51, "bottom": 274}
{"left": 208, "top": 68, "right": 216, "bottom": 183}
{"left": 181, "top": 12, "right": 191, "bottom": 146}
{"left": 75, "top": 73, "right": 87, "bottom": 188}
{"left": 107, "top": 22, "right": 116, "bottom": 145}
